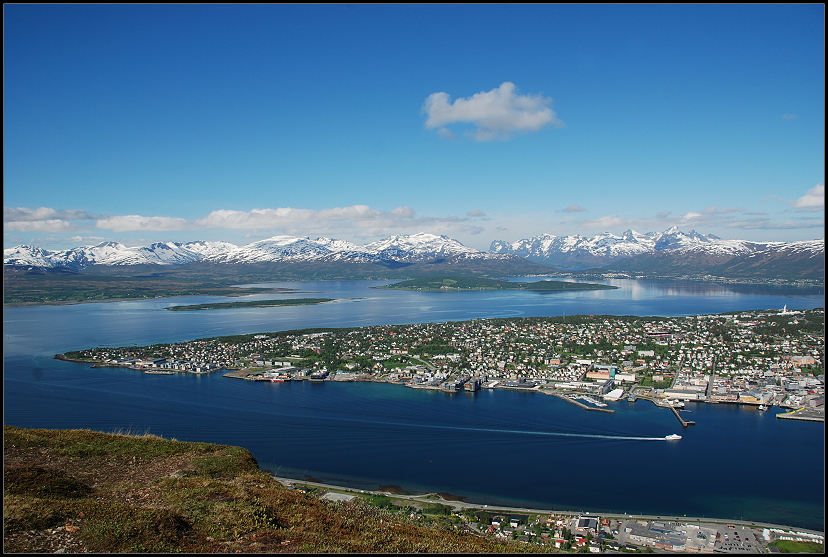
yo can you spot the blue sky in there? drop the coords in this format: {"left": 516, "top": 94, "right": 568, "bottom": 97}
{"left": 4, "top": 4, "right": 824, "bottom": 251}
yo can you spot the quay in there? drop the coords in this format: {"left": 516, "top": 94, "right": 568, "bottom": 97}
{"left": 776, "top": 407, "right": 825, "bottom": 422}
{"left": 548, "top": 391, "right": 615, "bottom": 413}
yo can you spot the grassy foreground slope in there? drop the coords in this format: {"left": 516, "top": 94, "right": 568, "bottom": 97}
{"left": 4, "top": 426, "right": 547, "bottom": 553}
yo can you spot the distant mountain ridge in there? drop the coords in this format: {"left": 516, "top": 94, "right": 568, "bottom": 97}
{"left": 489, "top": 228, "right": 824, "bottom": 280}
{"left": 4, "top": 233, "right": 503, "bottom": 271}
{"left": 5, "top": 229, "right": 824, "bottom": 281}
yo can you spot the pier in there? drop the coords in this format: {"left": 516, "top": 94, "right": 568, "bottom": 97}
{"left": 669, "top": 406, "right": 695, "bottom": 427}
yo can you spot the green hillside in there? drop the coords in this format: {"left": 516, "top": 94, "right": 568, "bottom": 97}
{"left": 4, "top": 426, "right": 551, "bottom": 553}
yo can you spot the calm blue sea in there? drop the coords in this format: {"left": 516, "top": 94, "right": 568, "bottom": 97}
{"left": 4, "top": 278, "right": 825, "bottom": 530}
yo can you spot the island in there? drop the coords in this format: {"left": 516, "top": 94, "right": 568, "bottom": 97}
{"left": 164, "top": 297, "right": 336, "bottom": 311}
{"left": 380, "top": 276, "right": 618, "bottom": 291}
{"left": 57, "top": 308, "right": 824, "bottom": 422}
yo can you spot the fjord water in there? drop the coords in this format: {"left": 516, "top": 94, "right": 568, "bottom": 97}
{"left": 4, "top": 278, "right": 824, "bottom": 530}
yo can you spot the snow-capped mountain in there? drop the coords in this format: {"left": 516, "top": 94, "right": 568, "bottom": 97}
{"left": 3, "top": 241, "right": 234, "bottom": 270}
{"left": 489, "top": 228, "right": 824, "bottom": 279}
{"left": 488, "top": 228, "right": 814, "bottom": 268}
{"left": 5, "top": 230, "right": 823, "bottom": 280}
{"left": 4, "top": 233, "right": 490, "bottom": 270}
{"left": 363, "top": 233, "right": 483, "bottom": 261}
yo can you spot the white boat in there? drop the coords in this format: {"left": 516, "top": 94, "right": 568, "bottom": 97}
{"left": 758, "top": 404, "right": 768, "bottom": 411}
{"left": 665, "top": 434, "right": 682, "bottom": 440}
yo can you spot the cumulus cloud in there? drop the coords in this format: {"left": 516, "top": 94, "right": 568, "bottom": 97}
{"left": 87, "top": 205, "right": 484, "bottom": 240}
{"left": 791, "top": 184, "right": 824, "bottom": 212}
{"left": 3, "top": 206, "right": 95, "bottom": 234}
{"left": 561, "top": 205, "right": 586, "bottom": 213}
{"left": 96, "top": 215, "right": 191, "bottom": 232}
{"left": 422, "top": 82, "right": 563, "bottom": 141}
{"left": 4, "top": 219, "right": 80, "bottom": 233}
{"left": 194, "top": 205, "right": 402, "bottom": 230}
{"left": 4, "top": 206, "right": 94, "bottom": 222}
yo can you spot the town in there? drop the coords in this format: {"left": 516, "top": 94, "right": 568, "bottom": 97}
{"left": 59, "top": 307, "right": 825, "bottom": 423}
{"left": 270, "top": 475, "right": 827, "bottom": 553}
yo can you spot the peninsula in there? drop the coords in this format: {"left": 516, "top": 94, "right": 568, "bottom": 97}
{"left": 380, "top": 276, "right": 617, "bottom": 291}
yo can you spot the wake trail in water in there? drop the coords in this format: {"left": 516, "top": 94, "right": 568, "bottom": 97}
{"left": 417, "top": 423, "right": 668, "bottom": 441}
{"left": 313, "top": 413, "right": 669, "bottom": 441}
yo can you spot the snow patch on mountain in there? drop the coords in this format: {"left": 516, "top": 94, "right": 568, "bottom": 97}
{"left": 489, "top": 229, "right": 824, "bottom": 268}
{"left": 4, "top": 234, "right": 488, "bottom": 269}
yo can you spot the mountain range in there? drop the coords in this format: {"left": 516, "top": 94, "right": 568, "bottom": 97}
{"left": 4, "top": 229, "right": 824, "bottom": 281}
{"left": 4, "top": 233, "right": 491, "bottom": 270}
{"left": 490, "top": 228, "right": 823, "bottom": 280}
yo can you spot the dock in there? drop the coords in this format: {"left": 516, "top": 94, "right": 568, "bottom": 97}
{"left": 776, "top": 407, "right": 824, "bottom": 422}
{"left": 548, "top": 392, "right": 616, "bottom": 413}
{"left": 669, "top": 406, "right": 695, "bottom": 427}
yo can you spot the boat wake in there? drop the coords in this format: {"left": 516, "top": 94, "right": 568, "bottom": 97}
{"left": 390, "top": 421, "right": 670, "bottom": 441}
{"left": 452, "top": 426, "right": 669, "bottom": 441}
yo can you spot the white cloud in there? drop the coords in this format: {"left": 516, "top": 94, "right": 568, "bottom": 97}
{"left": 195, "top": 205, "right": 395, "bottom": 230}
{"left": 581, "top": 215, "right": 628, "bottom": 230}
{"left": 726, "top": 217, "right": 824, "bottom": 230}
{"left": 390, "top": 206, "right": 415, "bottom": 218}
{"left": 561, "top": 205, "right": 586, "bottom": 213}
{"left": 791, "top": 184, "right": 824, "bottom": 212}
{"left": 96, "top": 215, "right": 191, "bottom": 232}
{"left": 4, "top": 219, "right": 80, "bottom": 233}
{"left": 87, "top": 205, "right": 483, "bottom": 241}
{"left": 422, "top": 82, "right": 563, "bottom": 141}
{"left": 702, "top": 206, "right": 743, "bottom": 215}
{"left": 4, "top": 206, "right": 94, "bottom": 222}
{"left": 466, "top": 209, "right": 486, "bottom": 217}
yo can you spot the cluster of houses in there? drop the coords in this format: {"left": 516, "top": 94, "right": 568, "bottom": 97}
{"left": 464, "top": 509, "right": 821, "bottom": 552}
{"left": 70, "top": 308, "right": 823, "bottom": 413}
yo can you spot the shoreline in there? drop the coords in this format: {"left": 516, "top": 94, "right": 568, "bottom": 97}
{"left": 5, "top": 275, "right": 822, "bottom": 307}
{"left": 269, "top": 474, "right": 826, "bottom": 536}
{"left": 59, "top": 356, "right": 819, "bottom": 419}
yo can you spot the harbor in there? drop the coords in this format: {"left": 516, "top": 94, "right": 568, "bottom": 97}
{"left": 547, "top": 391, "right": 616, "bottom": 413}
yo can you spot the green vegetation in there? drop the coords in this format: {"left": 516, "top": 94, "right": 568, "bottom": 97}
{"left": 769, "top": 539, "right": 825, "bottom": 553}
{"left": 382, "top": 276, "right": 617, "bottom": 291}
{"left": 4, "top": 426, "right": 548, "bottom": 553}
{"left": 165, "top": 298, "right": 335, "bottom": 311}
{"left": 3, "top": 268, "right": 278, "bottom": 305}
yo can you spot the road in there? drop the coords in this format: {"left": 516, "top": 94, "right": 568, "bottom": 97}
{"left": 269, "top": 474, "right": 825, "bottom": 535}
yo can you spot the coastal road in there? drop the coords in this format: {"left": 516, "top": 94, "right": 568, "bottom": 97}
{"left": 270, "top": 475, "right": 825, "bottom": 535}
